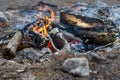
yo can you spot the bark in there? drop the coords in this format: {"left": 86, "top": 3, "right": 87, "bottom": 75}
{"left": 2, "top": 31, "right": 23, "bottom": 59}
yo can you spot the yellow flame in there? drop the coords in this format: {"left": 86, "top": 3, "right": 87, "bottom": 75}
{"left": 32, "top": 5, "right": 55, "bottom": 37}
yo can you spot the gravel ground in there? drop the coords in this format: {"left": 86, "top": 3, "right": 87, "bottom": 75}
{"left": 0, "top": 0, "right": 120, "bottom": 80}
{"left": 0, "top": 0, "right": 120, "bottom": 11}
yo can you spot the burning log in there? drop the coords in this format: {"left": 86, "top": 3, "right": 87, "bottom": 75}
{"left": 60, "top": 12, "right": 104, "bottom": 29}
{"left": 2, "top": 31, "right": 23, "bottom": 59}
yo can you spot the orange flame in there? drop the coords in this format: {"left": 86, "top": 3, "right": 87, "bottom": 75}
{"left": 32, "top": 5, "right": 55, "bottom": 37}
{"left": 44, "top": 5, "right": 55, "bottom": 22}
{"left": 38, "top": 6, "right": 42, "bottom": 11}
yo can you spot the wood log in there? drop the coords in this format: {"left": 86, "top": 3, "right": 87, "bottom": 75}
{"left": 17, "top": 42, "right": 35, "bottom": 51}
{"left": 77, "top": 31, "right": 116, "bottom": 45}
{"left": 2, "top": 31, "right": 23, "bottom": 59}
{"left": 60, "top": 12, "right": 104, "bottom": 29}
{"left": 60, "top": 12, "right": 116, "bottom": 44}
{"left": 1, "top": 42, "right": 36, "bottom": 53}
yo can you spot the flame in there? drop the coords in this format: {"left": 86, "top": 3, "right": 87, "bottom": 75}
{"left": 38, "top": 6, "right": 42, "bottom": 11}
{"left": 44, "top": 5, "right": 55, "bottom": 22}
{"left": 32, "top": 5, "right": 55, "bottom": 37}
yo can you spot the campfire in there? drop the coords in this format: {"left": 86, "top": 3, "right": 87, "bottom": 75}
{"left": 32, "top": 4, "right": 55, "bottom": 37}
{"left": 0, "top": 1, "right": 119, "bottom": 59}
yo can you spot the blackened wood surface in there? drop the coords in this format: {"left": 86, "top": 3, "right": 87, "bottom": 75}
{"left": 60, "top": 12, "right": 104, "bottom": 29}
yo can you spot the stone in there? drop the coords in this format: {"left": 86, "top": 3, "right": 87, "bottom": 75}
{"left": 17, "top": 48, "right": 43, "bottom": 62}
{"left": 0, "top": 16, "right": 9, "bottom": 28}
{"left": 16, "top": 48, "right": 52, "bottom": 62}
{"left": 62, "top": 57, "right": 90, "bottom": 77}
{"left": 0, "top": 17, "right": 7, "bottom": 27}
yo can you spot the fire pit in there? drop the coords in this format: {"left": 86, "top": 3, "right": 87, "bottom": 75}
{"left": 0, "top": 1, "right": 119, "bottom": 59}
{"left": 0, "top": 1, "right": 120, "bottom": 80}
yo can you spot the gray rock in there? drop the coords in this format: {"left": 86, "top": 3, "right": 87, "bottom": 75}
{"left": 17, "top": 48, "right": 43, "bottom": 62}
{"left": 0, "top": 17, "right": 9, "bottom": 27}
{"left": 16, "top": 48, "right": 52, "bottom": 62}
{"left": 62, "top": 57, "right": 90, "bottom": 77}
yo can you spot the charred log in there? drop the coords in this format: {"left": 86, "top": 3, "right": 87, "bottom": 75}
{"left": 2, "top": 31, "right": 23, "bottom": 59}
{"left": 60, "top": 12, "right": 116, "bottom": 45}
{"left": 50, "top": 34, "right": 65, "bottom": 50}
{"left": 60, "top": 12, "right": 105, "bottom": 30}
{"left": 77, "top": 31, "right": 116, "bottom": 45}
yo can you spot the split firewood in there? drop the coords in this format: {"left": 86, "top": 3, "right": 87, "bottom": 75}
{"left": 2, "top": 31, "right": 23, "bottom": 59}
{"left": 60, "top": 12, "right": 104, "bottom": 29}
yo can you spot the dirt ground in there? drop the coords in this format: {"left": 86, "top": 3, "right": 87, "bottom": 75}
{"left": 0, "top": 0, "right": 120, "bottom": 11}
{"left": 0, "top": 0, "right": 120, "bottom": 80}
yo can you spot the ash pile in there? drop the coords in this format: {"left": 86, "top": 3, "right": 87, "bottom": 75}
{"left": 0, "top": 1, "right": 120, "bottom": 80}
